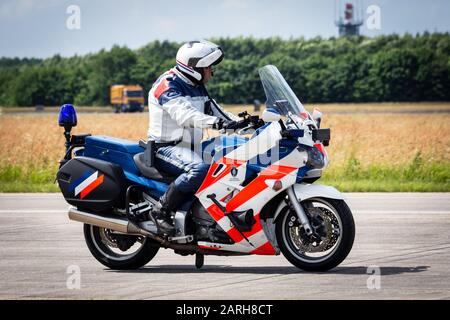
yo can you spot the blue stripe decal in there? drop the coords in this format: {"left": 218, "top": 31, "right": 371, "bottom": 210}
{"left": 246, "top": 145, "right": 294, "bottom": 172}
{"left": 68, "top": 170, "right": 94, "bottom": 192}
{"left": 252, "top": 123, "right": 269, "bottom": 137}
{"left": 296, "top": 166, "right": 311, "bottom": 183}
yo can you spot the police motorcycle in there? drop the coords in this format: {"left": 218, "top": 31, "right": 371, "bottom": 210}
{"left": 56, "top": 65, "right": 355, "bottom": 271}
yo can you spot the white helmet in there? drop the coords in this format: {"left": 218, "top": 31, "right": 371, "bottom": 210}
{"left": 176, "top": 40, "right": 224, "bottom": 83}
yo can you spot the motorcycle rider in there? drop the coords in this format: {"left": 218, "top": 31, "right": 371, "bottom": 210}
{"left": 147, "top": 40, "right": 241, "bottom": 235}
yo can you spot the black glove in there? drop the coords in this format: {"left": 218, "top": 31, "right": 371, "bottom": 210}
{"left": 212, "top": 118, "right": 225, "bottom": 130}
{"left": 223, "top": 120, "right": 240, "bottom": 130}
{"left": 213, "top": 119, "right": 248, "bottom": 131}
{"left": 212, "top": 119, "right": 237, "bottom": 130}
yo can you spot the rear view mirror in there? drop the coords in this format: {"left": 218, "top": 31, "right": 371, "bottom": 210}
{"left": 262, "top": 108, "right": 281, "bottom": 122}
{"left": 312, "top": 108, "right": 322, "bottom": 128}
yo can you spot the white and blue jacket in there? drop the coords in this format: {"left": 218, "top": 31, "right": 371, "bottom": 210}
{"left": 148, "top": 68, "right": 238, "bottom": 144}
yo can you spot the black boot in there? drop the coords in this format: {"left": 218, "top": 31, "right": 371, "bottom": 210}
{"left": 152, "top": 183, "right": 186, "bottom": 236}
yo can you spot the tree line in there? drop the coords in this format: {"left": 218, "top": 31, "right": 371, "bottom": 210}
{"left": 0, "top": 33, "right": 449, "bottom": 107}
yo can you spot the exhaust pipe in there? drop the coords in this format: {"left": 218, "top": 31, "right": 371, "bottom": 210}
{"left": 68, "top": 207, "right": 159, "bottom": 239}
{"left": 68, "top": 207, "right": 246, "bottom": 256}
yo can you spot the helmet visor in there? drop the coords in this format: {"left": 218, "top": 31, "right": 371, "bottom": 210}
{"left": 196, "top": 49, "right": 224, "bottom": 68}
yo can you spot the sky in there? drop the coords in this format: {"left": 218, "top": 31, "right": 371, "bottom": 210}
{"left": 0, "top": 0, "right": 449, "bottom": 58}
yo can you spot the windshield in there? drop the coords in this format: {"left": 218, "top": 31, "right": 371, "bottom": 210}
{"left": 125, "top": 90, "right": 143, "bottom": 97}
{"left": 259, "top": 65, "right": 306, "bottom": 116}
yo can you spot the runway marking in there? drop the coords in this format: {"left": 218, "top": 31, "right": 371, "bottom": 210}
{"left": 0, "top": 210, "right": 67, "bottom": 213}
{"left": 355, "top": 210, "right": 450, "bottom": 214}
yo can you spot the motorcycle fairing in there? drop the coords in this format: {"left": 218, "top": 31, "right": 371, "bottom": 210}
{"left": 196, "top": 121, "right": 308, "bottom": 255}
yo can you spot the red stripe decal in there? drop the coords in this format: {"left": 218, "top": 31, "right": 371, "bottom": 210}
{"left": 250, "top": 241, "right": 277, "bottom": 255}
{"left": 153, "top": 78, "right": 169, "bottom": 99}
{"left": 200, "top": 162, "right": 295, "bottom": 255}
{"left": 228, "top": 213, "right": 263, "bottom": 243}
{"left": 196, "top": 157, "right": 245, "bottom": 194}
{"left": 80, "top": 175, "right": 104, "bottom": 199}
{"left": 207, "top": 203, "right": 226, "bottom": 221}
{"left": 225, "top": 164, "right": 297, "bottom": 212}
{"left": 203, "top": 203, "right": 276, "bottom": 255}
{"left": 206, "top": 203, "right": 263, "bottom": 243}
{"left": 176, "top": 60, "right": 193, "bottom": 70}
{"left": 198, "top": 245, "right": 221, "bottom": 251}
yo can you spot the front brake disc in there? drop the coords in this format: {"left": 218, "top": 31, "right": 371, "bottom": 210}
{"left": 289, "top": 207, "right": 339, "bottom": 253}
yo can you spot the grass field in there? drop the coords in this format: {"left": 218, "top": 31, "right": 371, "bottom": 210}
{"left": 0, "top": 103, "right": 449, "bottom": 192}
{"left": 2, "top": 101, "right": 450, "bottom": 114}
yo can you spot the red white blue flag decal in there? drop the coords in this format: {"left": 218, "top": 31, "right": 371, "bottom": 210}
{"left": 74, "top": 171, "right": 104, "bottom": 199}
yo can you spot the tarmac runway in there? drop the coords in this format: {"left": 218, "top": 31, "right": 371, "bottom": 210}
{"left": 0, "top": 192, "right": 449, "bottom": 300}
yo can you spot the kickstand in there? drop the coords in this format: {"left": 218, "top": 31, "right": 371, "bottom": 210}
{"left": 195, "top": 254, "right": 204, "bottom": 269}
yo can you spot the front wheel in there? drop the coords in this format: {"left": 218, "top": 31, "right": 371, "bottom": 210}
{"left": 275, "top": 198, "right": 355, "bottom": 272}
{"left": 83, "top": 224, "right": 160, "bottom": 270}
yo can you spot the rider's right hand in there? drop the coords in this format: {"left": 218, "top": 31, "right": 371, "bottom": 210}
{"left": 212, "top": 119, "right": 235, "bottom": 130}
{"left": 213, "top": 118, "right": 249, "bottom": 131}
{"left": 223, "top": 120, "right": 240, "bottom": 130}
{"left": 212, "top": 118, "right": 225, "bottom": 130}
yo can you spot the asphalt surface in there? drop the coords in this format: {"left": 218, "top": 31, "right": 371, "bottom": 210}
{"left": 0, "top": 193, "right": 449, "bottom": 300}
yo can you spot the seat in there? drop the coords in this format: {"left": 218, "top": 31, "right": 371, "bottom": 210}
{"left": 133, "top": 153, "right": 176, "bottom": 184}
{"left": 86, "top": 135, "right": 143, "bottom": 153}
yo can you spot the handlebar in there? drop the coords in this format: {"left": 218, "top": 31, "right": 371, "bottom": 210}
{"left": 238, "top": 111, "right": 249, "bottom": 118}
{"left": 236, "top": 125, "right": 255, "bottom": 135}
{"left": 219, "top": 112, "right": 265, "bottom": 134}
{"left": 219, "top": 119, "right": 249, "bottom": 134}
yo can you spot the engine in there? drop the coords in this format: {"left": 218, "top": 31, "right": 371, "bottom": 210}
{"left": 190, "top": 201, "right": 234, "bottom": 244}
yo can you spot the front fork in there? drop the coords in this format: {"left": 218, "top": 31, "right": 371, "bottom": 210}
{"left": 286, "top": 186, "right": 313, "bottom": 235}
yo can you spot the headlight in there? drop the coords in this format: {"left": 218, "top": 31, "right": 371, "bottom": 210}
{"left": 306, "top": 146, "right": 325, "bottom": 169}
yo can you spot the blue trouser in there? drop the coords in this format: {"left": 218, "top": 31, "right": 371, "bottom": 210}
{"left": 154, "top": 145, "right": 210, "bottom": 194}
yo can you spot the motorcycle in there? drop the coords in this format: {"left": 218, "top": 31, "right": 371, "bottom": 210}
{"left": 56, "top": 65, "right": 355, "bottom": 271}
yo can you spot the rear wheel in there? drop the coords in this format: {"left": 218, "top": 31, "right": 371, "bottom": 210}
{"left": 275, "top": 198, "right": 355, "bottom": 272}
{"left": 83, "top": 224, "right": 159, "bottom": 270}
